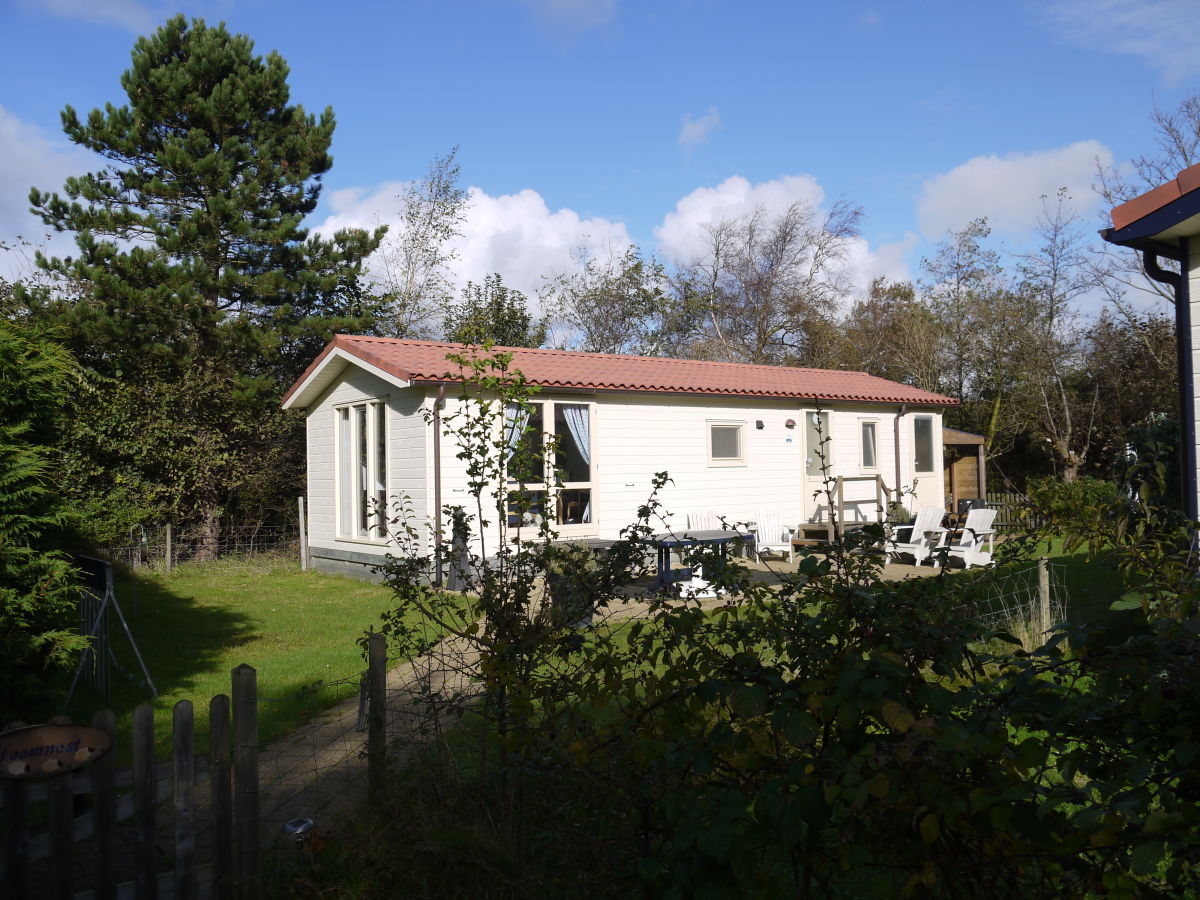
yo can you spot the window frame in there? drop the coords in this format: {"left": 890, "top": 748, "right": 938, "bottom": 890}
{"left": 706, "top": 419, "right": 746, "bottom": 467}
{"left": 860, "top": 419, "right": 879, "bottom": 471}
{"left": 505, "top": 399, "right": 597, "bottom": 533}
{"left": 913, "top": 415, "right": 935, "bottom": 474}
{"left": 333, "top": 396, "right": 390, "bottom": 543}
{"left": 804, "top": 410, "right": 832, "bottom": 479}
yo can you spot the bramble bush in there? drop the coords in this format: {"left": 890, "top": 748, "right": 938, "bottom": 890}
{"left": 310, "top": 350, "right": 1200, "bottom": 898}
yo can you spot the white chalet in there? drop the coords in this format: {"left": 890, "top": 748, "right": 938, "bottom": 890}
{"left": 282, "top": 336, "right": 958, "bottom": 579}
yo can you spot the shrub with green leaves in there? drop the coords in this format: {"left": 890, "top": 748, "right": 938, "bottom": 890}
{"left": 0, "top": 323, "right": 88, "bottom": 719}
{"left": 328, "top": 350, "right": 1200, "bottom": 898}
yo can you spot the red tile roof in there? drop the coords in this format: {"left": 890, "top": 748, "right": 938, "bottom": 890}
{"left": 284, "top": 335, "right": 958, "bottom": 408}
{"left": 1110, "top": 162, "right": 1200, "bottom": 230}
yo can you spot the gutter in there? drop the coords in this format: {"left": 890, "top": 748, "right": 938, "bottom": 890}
{"left": 894, "top": 403, "right": 908, "bottom": 507}
{"left": 1141, "top": 245, "right": 1198, "bottom": 521}
{"left": 433, "top": 385, "right": 446, "bottom": 586}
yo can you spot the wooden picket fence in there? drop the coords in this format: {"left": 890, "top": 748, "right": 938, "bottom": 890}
{"left": 2, "top": 664, "right": 260, "bottom": 899}
{"left": 986, "top": 490, "right": 1029, "bottom": 532}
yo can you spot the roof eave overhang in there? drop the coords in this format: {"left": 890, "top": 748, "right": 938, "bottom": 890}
{"left": 1102, "top": 190, "right": 1200, "bottom": 258}
{"left": 282, "top": 346, "right": 412, "bottom": 410}
{"left": 409, "top": 378, "right": 956, "bottom": 407}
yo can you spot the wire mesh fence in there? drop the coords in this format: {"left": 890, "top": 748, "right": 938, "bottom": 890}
{"left": 95, "top": 523, "right": 301, "bottom": 571}
{"left": 957, "top": 558, "right": 1068, "bottom": 649}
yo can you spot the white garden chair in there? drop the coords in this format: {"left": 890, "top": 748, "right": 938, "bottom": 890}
{"left": 753, "top": 506, "right": 796, "bottom": 561}
{"left": 886, "top": 506, "right": 947, "bottom": 567}
{"left": 944, "top": 508, "right": 997, "bottom": 569}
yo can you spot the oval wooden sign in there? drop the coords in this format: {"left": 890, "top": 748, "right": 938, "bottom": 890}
{"left": 0, "top": 724, "right": 113, "bottom": 779}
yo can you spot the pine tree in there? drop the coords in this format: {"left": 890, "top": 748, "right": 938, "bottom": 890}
{"left": 27, "top": 16, "right": 384, "bottom": 553}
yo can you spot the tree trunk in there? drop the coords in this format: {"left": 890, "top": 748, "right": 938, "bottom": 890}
{"left": 193, "top": 502, "right": 221, "bottom": 562}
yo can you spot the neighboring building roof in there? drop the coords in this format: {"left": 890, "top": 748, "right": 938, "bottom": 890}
{"left": 282, "top": 335, "right": 959, "bottom": 410}
{"left": 943, "top": 428, "right": 985, "bottom": 446}
{"left": 1104, "top": 162, "right": 1200, "bottom": 255}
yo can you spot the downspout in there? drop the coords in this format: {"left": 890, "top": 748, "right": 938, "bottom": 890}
{"left": 433, "top": 384, "right": 446, "bottom": 586}
{"left": 1142, "top": 246, "right": 1198, "bottom": 521}
{"left": 894, "top": 403, "right": 908, "bottom": 509}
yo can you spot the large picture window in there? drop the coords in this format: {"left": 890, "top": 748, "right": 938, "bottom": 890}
{"left": 336, "top": 399, "right": 388, "bottom": 539}
{"left": 505, "top": 401, "right": 594, "bottom": 528}
{"left": 914, "top": 416, "right": 934, "bottom": 473}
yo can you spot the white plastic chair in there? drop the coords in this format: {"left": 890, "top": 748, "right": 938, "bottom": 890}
{"left": 687, "top": 510, "right": 721, "bottom": 532}
{"left": 944, "top": 508, "right": 997, "bottom": 568}
{"left": 753, "top": 506, "right": 795, "bottom": 561}
{"left": 886, "top": 506, "right": 947, "bottom": 567}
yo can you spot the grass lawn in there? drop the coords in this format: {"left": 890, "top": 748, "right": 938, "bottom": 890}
{"left": 59, "top": 555, "right": 410, "bottom": 762}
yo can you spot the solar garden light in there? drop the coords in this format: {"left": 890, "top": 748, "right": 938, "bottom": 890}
{"left": 282, "top": 816, "right": 315, "bottom": 866}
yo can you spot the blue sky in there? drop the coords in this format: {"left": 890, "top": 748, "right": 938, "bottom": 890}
{"left": 3, "top": 0, "right": 1199, "bottom": 306}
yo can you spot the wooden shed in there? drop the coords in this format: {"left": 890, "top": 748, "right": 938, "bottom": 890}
{"left": 943, "top": 428, "right": 987, "bottom": 510}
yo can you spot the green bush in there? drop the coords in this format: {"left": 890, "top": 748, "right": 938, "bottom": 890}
{"left": 0, "top": 323, "right": 88, "bottom": 719}
{"left": 321, "top": 350, "right": 1200, "bottom": 898}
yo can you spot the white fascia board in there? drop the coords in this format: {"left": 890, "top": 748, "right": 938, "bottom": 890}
{"left": 282, "top": 347, "right": 412, "bottom": 410}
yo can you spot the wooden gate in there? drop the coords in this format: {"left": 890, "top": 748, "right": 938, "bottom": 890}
{"left": 1, "top": 665, "right": 260, "bottom": 899}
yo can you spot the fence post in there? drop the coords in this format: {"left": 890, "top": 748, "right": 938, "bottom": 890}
{"left": 92, "top": 709, "right": 117, "bottom": 900}
{"left": 210, "top": 694, "right": 233, "bottom": 899}
{"left": 132, "top": 703, "right": 157, "bottom": 900}
{"left": 232, "top": 665, "right": 259, "bottom": 899}
{"left": 368, "top": 632, "right": 387, "bottom": 795}
{"left": 2, "top": 721, "right": 28, "bottom": 900}
{"left": 298, "top": 497, "right": 309, "bottom": 571}
{"left": 1038, "top": 557, "right": 1051, "bottom": 640}
{"left": 165, "top": 523, "right": 173, "bottom": 573}
{"left": 174, "top": 700, "right": 195, "bottom": 900}
{"left": 48, "top": 714, "right": 74, "bottom": 900}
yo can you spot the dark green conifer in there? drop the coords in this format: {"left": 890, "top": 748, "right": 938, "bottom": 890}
{"left": 27, "top": 16, "right": 384, "bottom": 550}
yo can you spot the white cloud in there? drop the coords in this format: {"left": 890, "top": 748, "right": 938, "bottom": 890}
{"left": 654, "top": 174, "right": 827, "bottom": 262}
{"left": 1038, "top": 0, "right": 1200, "bottom": 81}
{"left": 22, "top": 0, "right": 156, "bottom": 32}
{"left": 519, "top": 0, "right": 618, "bottom": 34}
{"left": 0, "top": 106, "right": 93, "bottom": 280}
{"left": 313, "top": 182, "right": 633, "bottom": 307}
{"left": 859, "top": 9, "right": 882, "bottom": 28}
{"left": 916, "top": 140, "right": 1113, "bottom": 238}
{"left": 654, "top": 173, "right": 912, "bottom": 305}
{"left": 678, "top": 106, "right": 722, "bottom": 148}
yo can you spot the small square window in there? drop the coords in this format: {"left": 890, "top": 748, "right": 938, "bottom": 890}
{"left": 709, "top": 423, "right": 744, "bottom": 465}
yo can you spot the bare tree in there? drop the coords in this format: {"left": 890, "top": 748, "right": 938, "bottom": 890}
{"left": 1017, "top": 190, "right": 1102, "bottom": 481}
{"left": 672, "top": 199, "right": 862, "bottom": 365}
{"left": 1095, "top": 92, "right": 1200, "bottom": 313}
{"left": 372, "top": 147, "right": 468, "bottom": 337}
{"left": 542, "top": 244, "right": 686, "bottom": 356}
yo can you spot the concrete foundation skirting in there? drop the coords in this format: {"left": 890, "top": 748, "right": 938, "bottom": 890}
{"left": 309, "top": 546, "right": 391, "bottom": 583}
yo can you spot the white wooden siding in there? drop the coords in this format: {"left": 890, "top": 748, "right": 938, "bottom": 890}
{"left": 421, "top": 393, "right": 944, "bottom": 547}
{"left": 305, "top": 368, "right": 427, "bottom": 554}
{"left": 306, "top": 377, "right": 946, "bottom": 562}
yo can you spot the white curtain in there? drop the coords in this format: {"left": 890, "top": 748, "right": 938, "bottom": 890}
{"left": 561, "top": 404, "right": 592, "bottom": 522}
{"left": 504, "top": 402, "right": 531, "bottom": 467}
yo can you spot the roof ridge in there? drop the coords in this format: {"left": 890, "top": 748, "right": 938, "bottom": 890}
{"left": 335, "top": 334, "right": 872, "bottom": 377}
